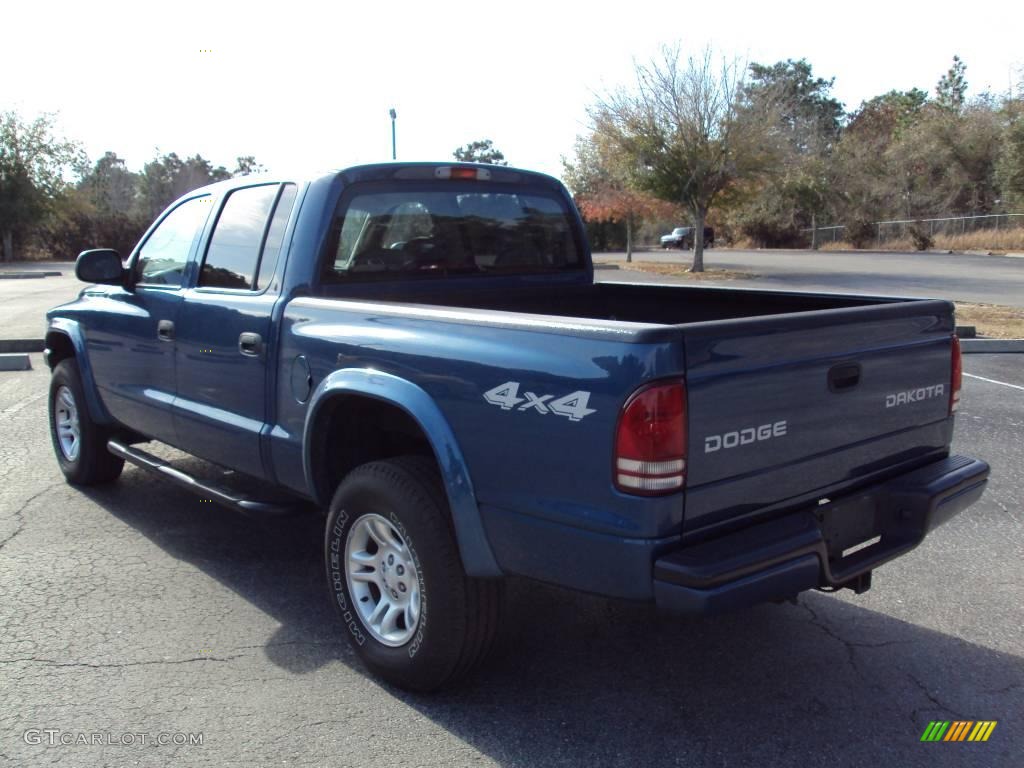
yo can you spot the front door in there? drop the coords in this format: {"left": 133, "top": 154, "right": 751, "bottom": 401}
{"left": 172, "top": 182, "right": 297, "bottom": 477}
{"left": 86, "top": 194, "right": 213, "bottom": 443}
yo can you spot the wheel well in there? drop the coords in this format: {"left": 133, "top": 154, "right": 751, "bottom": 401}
{"left": 46, "top": 332, "right": 75, "bottom": 369}
{"left": 310, "top": 395, "right": 437, "bottom": 504}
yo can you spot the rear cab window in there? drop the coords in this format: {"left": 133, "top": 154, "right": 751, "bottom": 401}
{"left": 322, "top": 180, "right": 582, "bottom": 282}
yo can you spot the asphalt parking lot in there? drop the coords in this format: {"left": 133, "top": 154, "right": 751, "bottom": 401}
{"left": 0, "top": 353, "right": 1020, "bottom": 768}
{"left": 1, "top": 259, "right": 1021, "bottom": 766}
{"left": 595, "top": 248, "right": 1024, "bottom": 308}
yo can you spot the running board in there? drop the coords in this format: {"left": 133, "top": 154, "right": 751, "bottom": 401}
{"left": 107, "top": 440, "right": 303, "bottom": 517}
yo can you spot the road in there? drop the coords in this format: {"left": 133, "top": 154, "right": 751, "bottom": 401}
{"left": 0, "top": 355, "right": 1020, "bottom": 767}
{"left": 2, "top": 249, "right": 1024, "bottom": 343}
{"left": 595, "top": 249, "right": 1024, "bottom": 308}
{"left": 0, "top": 263, "right": 80, "bottom": 341}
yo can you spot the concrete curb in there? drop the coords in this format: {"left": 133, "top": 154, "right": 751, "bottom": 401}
{"left": 0, "top": 339, "right": 45, "bottom": 354}
{"left": 0, "top": 353, "right": 32, "bottom": 371}
{"left": 0, "top": 271, "right": 62, "bottom": 279}
{"left": 961, "top": 338, "right": 1024, "bottom": 353}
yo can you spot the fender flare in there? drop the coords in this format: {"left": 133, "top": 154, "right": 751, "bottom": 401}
{"left": 303, "top": 368, "right": 501, "bottom": 578}
{"left": 45, "top": 319, "right": 114, "bottom": 424}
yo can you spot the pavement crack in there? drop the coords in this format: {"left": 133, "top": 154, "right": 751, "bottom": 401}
{"left": 984, "top": 682, "right": 1022, "bottom": 696}
{"left": 907, "top": 672, "right": 963, "bottom": 720}
{"left": 228, "top": 639, "right": 346, "bottom": 653}
{"left": 0, "top": 482, "right": 61, "bottom": 553}
{"left": 0, "top": 654, "right": 246, "bottom": 669}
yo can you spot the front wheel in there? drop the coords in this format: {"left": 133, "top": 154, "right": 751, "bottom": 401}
{"left": 325, "top": 456, "right": 502, "bottom": 691}
{"left": 48, "top": 359, "right": 124, "bottom": 485}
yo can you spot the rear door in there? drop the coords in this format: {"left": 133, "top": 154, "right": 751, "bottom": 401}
{"left": 682, "top": 302, "right": 956, "bottom": 531}
{"left": 172, "top": 183, "right": 297, "bottom": 476}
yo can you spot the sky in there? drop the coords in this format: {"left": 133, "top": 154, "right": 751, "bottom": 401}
{"left": 3, "top": 0, "right": 1022, "bottom": 181}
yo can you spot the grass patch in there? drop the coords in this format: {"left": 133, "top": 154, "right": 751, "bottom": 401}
{"left": 621, "top": 262, "right": 758, "bottom": 280}
{"left": 955, "top": 302, "right": 1024, "bottom": 339}
{"left": 818, "top": 229, "right": 1024, "bottom": 253}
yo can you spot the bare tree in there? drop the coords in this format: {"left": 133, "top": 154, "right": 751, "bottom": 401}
{"left": 591, "top": 45, "right": 775, "bottom": 271}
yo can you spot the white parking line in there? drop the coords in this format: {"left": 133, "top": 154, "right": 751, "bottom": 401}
{"left": 0, "top": 391, "right": 45, "bottom": 418}
{"left": 964, "top": 373, "right": 1024, "bottom": 391}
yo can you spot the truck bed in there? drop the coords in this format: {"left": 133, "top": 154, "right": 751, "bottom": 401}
{"left": 323, "top": 279, "right": 887, "bottom": 326}
{"left": 305, "top": 278, "right": 955, "bottom": 542}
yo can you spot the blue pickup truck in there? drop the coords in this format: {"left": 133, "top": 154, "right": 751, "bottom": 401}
{"left": 46, "top": 162, "right": 989, "bottom": 690}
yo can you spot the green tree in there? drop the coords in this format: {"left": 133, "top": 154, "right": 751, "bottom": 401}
{"left": 996, "top": 95, "right": 1024, "bottom": 209}
{"left": 736, "top": 59, "right": 844, "bottom": 247}
{"left": 81, "top": 152, "right": 138, "bottom": 215}
{"left": 745, "top": 58, "right": 843, "bottom": 151}
{"left": 452, "top": 139, "right": 508, "bottom": 165}
{"left": 936, "top": 55, "right": 968, "bottom": 112}
{"left": 0, "top": 111, "right": 83, "bottom": 261}
{"left": 592, "top": 45, "right": 774, "bottom": 271}
{"left": 233, "top": 155, "right": 265, "bottom": 175}
{"left": 139, "top": 151, "right": 230, "bottom": 219}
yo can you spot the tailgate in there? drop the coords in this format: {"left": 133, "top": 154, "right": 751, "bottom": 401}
{"left": 682, "top": 300, "right": 956, "bottom": 532}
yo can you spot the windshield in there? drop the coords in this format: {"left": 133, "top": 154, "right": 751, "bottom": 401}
{"left": 323, "top": 183, "right": 582, "bottom": 281}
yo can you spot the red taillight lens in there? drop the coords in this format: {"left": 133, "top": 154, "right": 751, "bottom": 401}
{"left": 950, "top": 335, "right": 962, "bottom": 414}
{"left": 614, "top": 381, "right": 687, "bottom": 496}
{"left": 435, "top": 166, "right": 491, "bottom": 181}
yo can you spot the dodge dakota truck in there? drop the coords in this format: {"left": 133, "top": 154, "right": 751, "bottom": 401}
{"left": 46, "top": 162, "right": 989, "bottom": 691}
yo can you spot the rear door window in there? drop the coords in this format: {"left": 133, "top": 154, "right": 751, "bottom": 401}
{"left": 200, "top": 185, "right": 280, "bottom": 289}
{"left": 256, "top": 184, "right": 297, "bottom": 290}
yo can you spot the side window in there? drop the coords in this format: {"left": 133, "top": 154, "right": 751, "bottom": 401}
{"left": 256, "top": 184, "right": 297, "bottom": 290}
{"left": 135, "top": 196, "right": 211, "bottom": 286}
{"left": 200, "top": 185, "right": 279, "bottom": 289}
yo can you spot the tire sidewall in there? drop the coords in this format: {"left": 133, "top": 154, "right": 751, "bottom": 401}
{"left": 49, "top": 361, "right": 86, "bottom": 481}
{"left": 325, "top": 466, "right": 466, "bottom": 689}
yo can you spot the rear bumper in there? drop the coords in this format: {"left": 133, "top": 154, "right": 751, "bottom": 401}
{"left": 653, "top": 455, "right": 989, "bottom": 614}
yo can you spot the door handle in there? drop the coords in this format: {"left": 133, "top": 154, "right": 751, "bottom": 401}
{"left": 238, "top": 332, "right": 263, "bottom": 358}
{"left": 828, "top": 362, "right": 861, "bottom": 392}
{"left": 157, "top": 320, "right": 175, "bottom": 342}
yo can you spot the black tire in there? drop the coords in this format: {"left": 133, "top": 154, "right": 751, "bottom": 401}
{"left": 48, "top": 358, "right": 124, "bottom": 485}
{"left": 325, "top": 456, "right": 502, "bottom": 692}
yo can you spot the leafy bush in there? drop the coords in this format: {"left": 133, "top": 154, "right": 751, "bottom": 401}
{"left": 908, "top": 221, "right": 934, "bottom": 251}
{"left": 845, "top": 219, "right": 877, "bottom": 248}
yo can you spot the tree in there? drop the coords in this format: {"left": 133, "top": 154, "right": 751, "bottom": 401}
{"left": 138, "top": 151, "right": 230, "bottom": 219}
{"left": 997, "top": 96, "right": 1024, "bottom": 209}
{"left": 452, "top": 139, "right": 508, "bottom": 165}
{"left": 563, "top": 133, "right": 679, "bottom": 261}
{"left": 745, "top": 59, "right": 843, "bottom": 152}
{"left": 591, "top": 45, "right": 774, "bottom": 271}
{"left": 0, "top": 111, "right": 84, "bottom": 261}
{"left": 233, "top": 155, "right": 265, "bottom": 175}
{"left": 936, "top": 55, "right": 968, "bottom": 112}
{"left": 80, "top": 152, "right": 138, "bottom": 215}
{"left": 737, "top": 59, "right": 844, "bottom": 247}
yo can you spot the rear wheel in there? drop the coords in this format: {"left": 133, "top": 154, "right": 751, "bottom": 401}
{"left": 325, "top": 456, "right": 502, "bottom": 691}
{"left": 48, "top": 359, "right": 124, "bottom": 485}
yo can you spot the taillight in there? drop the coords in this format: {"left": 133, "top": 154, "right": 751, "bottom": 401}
{"left": 435, "top": 166, "right": 491, "bottom": 181}
{"left": 950, "top": 335, "right": 962, "bottom": 414}
{"left": 614, "top": 381, "right": 687, "bottom": 495}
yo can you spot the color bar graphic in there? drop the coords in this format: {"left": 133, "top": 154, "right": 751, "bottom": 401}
{"left": 921, "top": 721, "right": 996, "bottom": 742}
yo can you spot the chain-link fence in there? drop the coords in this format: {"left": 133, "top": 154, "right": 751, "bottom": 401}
{"left": 876, "top": 214, "right": 1024, "bottom": 242}
{"left": 805, "top": 213, "right": 1024, "bottom": 247}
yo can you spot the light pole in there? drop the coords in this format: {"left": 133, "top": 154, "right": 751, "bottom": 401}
{"left": 389, "top": 108, "right": 397, "bottom": 160}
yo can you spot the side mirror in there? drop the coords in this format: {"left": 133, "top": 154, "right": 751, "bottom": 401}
{"left": 75, "top": 249, "right": 125, "bottom": 285}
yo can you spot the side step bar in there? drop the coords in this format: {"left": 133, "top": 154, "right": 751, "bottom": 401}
{"left": 107, "top": 440, "right": 304, "bottom": 517}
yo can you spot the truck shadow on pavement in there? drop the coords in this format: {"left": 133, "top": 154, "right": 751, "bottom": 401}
{"left": 83, "top": 470, "right": 1023, "bottom": 767}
